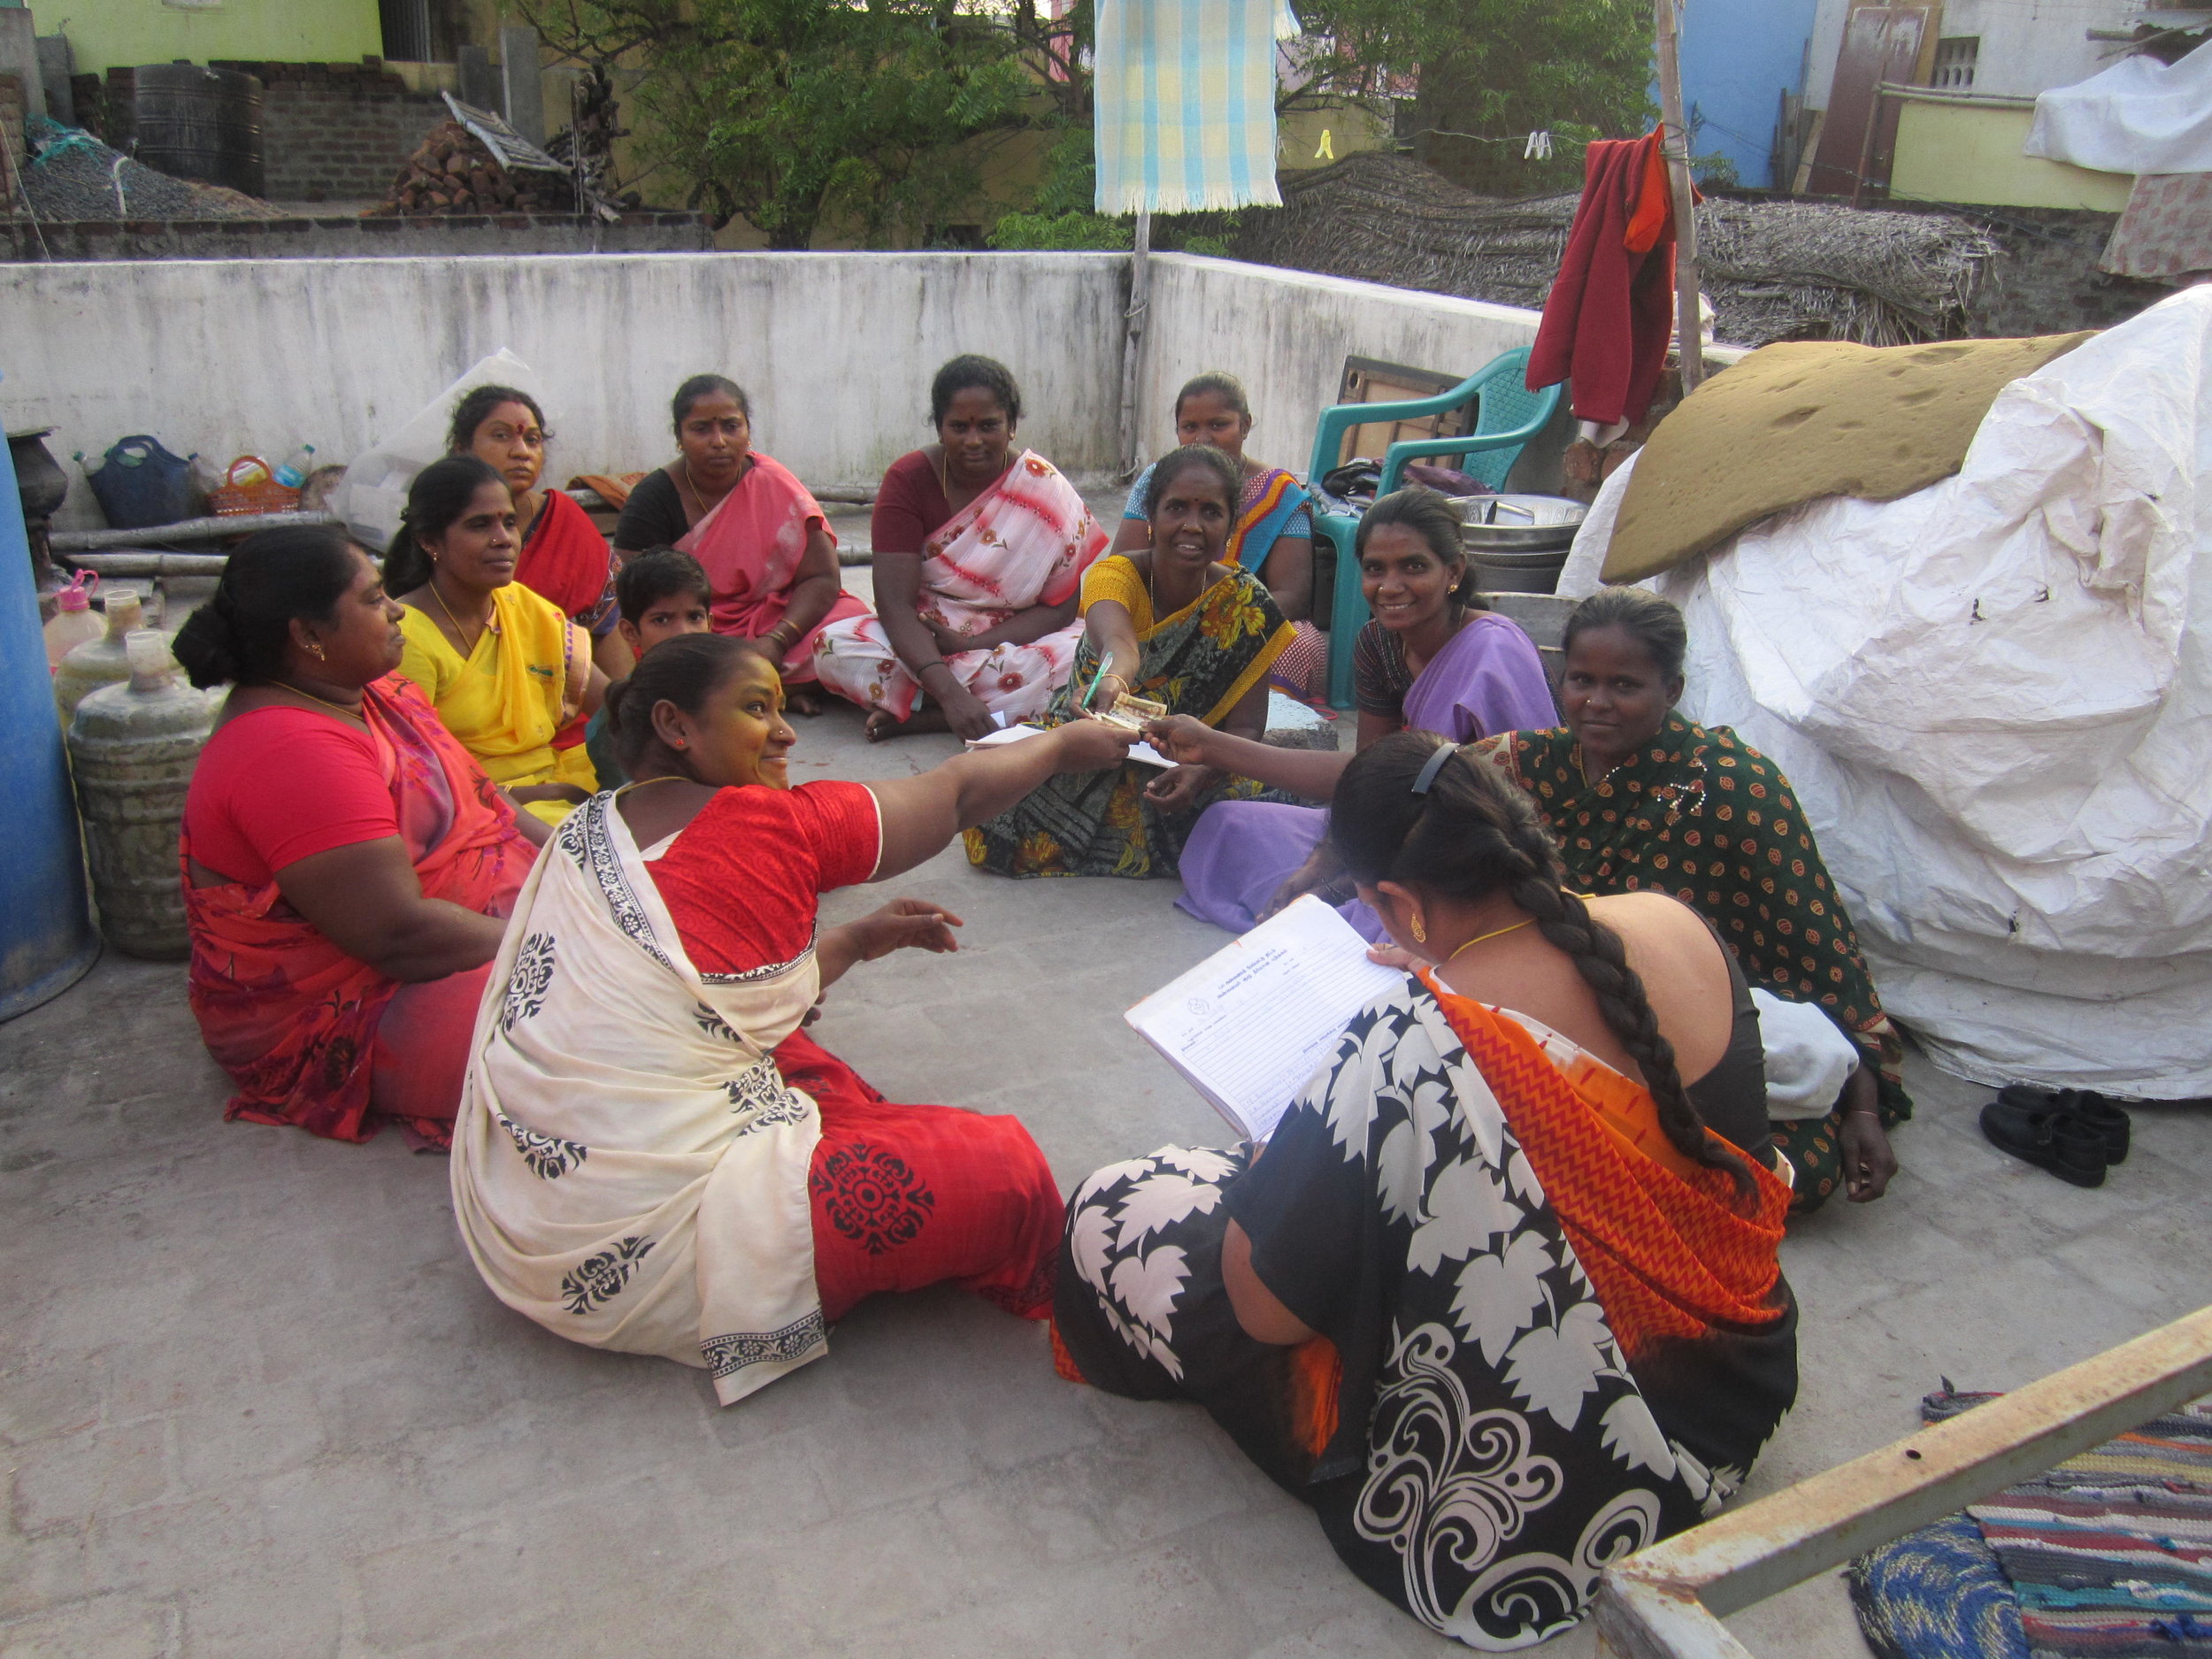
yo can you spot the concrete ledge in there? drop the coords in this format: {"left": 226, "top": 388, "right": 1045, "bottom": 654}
{"left": 1, "top": 212, "right": 716, "bottom": 262}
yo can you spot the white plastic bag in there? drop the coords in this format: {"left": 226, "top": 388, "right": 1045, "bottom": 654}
{"left": 1569, "top": 288, "right": 2212, "bottom": 1096}
{"left": 1751, "top": 989, "right": 1860, "bottom": 1120}
{"left": 336, "top": 348, "right": 542, "bottom": 553}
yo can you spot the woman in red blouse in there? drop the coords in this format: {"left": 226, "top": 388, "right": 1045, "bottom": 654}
{"left": 450, "top": 634, "right": 1138, "bottom": 1404}
{"left": 174, "top": 526, "right": 547, "bottom": 1148}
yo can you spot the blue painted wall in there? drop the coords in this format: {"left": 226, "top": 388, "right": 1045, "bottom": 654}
{"left": 1675, "top": 0, "right": 1820, "bottom": 188}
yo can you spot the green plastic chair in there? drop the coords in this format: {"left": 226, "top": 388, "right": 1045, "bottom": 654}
{"left": 1306, "top": 348, "right": 1562, "bottom": 710}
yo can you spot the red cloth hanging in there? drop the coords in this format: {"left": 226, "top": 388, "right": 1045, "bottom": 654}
{"left": 1526, "top": 131, "right": 1679, "bottom": 428}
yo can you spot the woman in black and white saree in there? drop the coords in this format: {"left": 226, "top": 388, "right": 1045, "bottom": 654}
{"left": 1050, "top": 733, "right": 1799, "bottom": 1649}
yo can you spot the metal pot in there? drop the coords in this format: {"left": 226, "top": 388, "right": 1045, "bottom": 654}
{"left": 8, "top": 428, "right": 68, "bottom": 588}
{"left": 1453, "top": 494, "right": 1586, "bottom": 595}
{"left": 1452, "top": 493, "right": 1586, "bottom": 550}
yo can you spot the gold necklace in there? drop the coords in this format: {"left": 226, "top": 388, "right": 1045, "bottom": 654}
{"left": 429, "top": 578, "right": 495, "bottom": 656}
{"left": 681, "top": 457, "right": 741, "bottom": 519}
{"left": 1445, "top": 918, "right": 1535, "bottom": 962}
{"left": 273, "top": 681, "right": 366, "bottom": 723}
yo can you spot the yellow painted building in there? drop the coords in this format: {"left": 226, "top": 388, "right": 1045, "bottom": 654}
{"left": 41, "top": 0, "right": 384, "bottom": 76}
{"left": 1888, "top": 89, "right": 2132, "bottom": 212}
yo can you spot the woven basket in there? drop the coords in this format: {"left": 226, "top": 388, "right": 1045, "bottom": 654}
{"left": 208, "top": 456, "right": 302, "bottom": 518}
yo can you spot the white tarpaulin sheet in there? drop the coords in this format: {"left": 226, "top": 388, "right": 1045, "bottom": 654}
{"left": 1559, "top": 288, "right": 2212, "bottom": 1097}
{"left": 336, "top": 348, "right": 541, "bottom": 553}
{"left": 2026, "top": 39, "right": 2212, "bottom": 176}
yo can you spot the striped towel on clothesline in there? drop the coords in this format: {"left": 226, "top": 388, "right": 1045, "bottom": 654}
{"left": 1093, "top": 0, "right": 1298, "bottom": 214}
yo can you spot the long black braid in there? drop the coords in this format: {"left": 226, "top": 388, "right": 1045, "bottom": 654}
{"left": 1331, "top": 731, "right": 1754, "bottom": 1194}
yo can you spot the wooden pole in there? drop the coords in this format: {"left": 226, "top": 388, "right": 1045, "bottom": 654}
{"left": 1118, "top": 210, "right": 1153, "bottom": 479}
{"left": 1654, "top": 0, "right": 1706, "bottom": 395}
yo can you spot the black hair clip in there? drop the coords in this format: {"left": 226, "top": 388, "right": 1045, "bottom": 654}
{"left": 1411, "top": 744, "right": 1454, "bottom": 795}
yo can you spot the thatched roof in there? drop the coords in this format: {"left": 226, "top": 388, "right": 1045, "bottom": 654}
{"left": 1230, "top": 153, "right": 2001, "bottom": 348}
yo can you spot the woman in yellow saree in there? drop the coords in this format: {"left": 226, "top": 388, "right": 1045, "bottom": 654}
{"left": 964, "top": 445, "right": 1294, "bottom": 879}
{"left": 389, "top": 457, "right": 605, "bottom": 826}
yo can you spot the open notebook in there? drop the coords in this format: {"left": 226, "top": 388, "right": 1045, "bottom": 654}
{"left": 1125, "top": 896, "right": 1404, "bottom": 1142}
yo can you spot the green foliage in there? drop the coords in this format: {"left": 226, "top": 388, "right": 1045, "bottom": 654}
{"left": 988, "top": 211, "right": 1133, "bottom": 251}
{"left": 519, "top": 0, "right": 1056, "bottom": 250}
{"left": 1286, "top": 0, "right": 1655, "bottom": 196}
{"left": 1691, "top": 150, "right": 1740, "bottom": 189}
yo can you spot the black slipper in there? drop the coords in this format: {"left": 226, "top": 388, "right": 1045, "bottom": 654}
{"left": 1997, "top": 1084, "right": 2131, "bottom": 1164}
{"left": 1980, "top": 1098, "right": 2107, "bottom": 1187}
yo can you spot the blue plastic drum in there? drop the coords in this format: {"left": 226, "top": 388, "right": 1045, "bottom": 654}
{"left": 0, "top": 403, "right": 99, "bottom": 1019}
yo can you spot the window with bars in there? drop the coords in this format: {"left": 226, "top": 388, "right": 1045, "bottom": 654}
{"left": 1932, "top": 36, "right": 1979, "bottom": 90}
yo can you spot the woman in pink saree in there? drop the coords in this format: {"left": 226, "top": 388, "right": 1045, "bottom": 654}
{"left": 651, "top": 375, "right": 872, "bottom": 716}
{"left": 812, "top": 356, "right": 1106, "bottom": 740}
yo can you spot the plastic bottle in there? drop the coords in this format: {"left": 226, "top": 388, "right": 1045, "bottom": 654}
{"left": 273, "top": 443, "right": 318, "bottom": 490}
{"left": 52, "top": 591, "right": 146, "bottom": 724}
{"left": 42, "top": 571, "right": 104, "bottom": 669}
{"left": 67, "top": 630, "right": 213, "bottom": 961}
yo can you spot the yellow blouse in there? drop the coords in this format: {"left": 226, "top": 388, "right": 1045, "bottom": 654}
{"left": 397, "top": 582, "right": 595, "bottom": 825}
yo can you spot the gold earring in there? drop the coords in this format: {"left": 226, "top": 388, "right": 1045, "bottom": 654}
{"left": 308, "top": 641, "right": 326, "bottom": 660}
{"left": 1409, "top": 912, "right": 1427, "bottom": 944}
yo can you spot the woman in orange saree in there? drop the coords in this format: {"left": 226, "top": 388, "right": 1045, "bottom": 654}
{"left": 1052, "top": 733, "right": 1794, "bottom": 1649}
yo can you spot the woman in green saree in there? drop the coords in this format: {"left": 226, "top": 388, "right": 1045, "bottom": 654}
{"left": 1470, "top": 587, "right": 1908, "bottom": 1212}
{"left": 964, "top": 446, "right": 1294, "bottom": 879}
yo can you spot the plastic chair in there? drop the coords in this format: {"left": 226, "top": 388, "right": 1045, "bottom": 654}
{"left": 1306, "top": 348, "right": 1562, "bottom": 710}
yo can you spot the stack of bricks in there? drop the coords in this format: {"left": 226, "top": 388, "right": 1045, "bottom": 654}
{"left": 207, "top": 58, "right": 449, "bottom": 203}
{"left": 0, "top": 73, "right": 21, "bottom": 215}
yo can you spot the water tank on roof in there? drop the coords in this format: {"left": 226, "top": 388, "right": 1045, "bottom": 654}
{"left": 133, "top": 64, "right": 265, "bottom": 199}
{"left": 0, "top": 399, "right": 99, "bottom": 1020}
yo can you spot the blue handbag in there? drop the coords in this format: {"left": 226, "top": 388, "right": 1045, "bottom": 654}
{"left": 81, "top": 434, "right": 196, "bottom": 529}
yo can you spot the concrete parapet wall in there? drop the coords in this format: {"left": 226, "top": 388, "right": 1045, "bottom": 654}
{"left": 4, "top": 251, "right": 1128, "bottom": 531}
{"left": 1135, "top": 254, "right": 1551, "bottom": 485}
{"left": 0, "top": 213, "right": 715, "bottom": 263}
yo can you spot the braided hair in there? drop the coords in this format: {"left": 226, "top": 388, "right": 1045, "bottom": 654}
{"left": 1331, "top": 730, "right": 1753, "bottom": 1193}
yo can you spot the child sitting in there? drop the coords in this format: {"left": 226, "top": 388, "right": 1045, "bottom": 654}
{"left": 584, "top": 549, "right": 714, "bottom": 788}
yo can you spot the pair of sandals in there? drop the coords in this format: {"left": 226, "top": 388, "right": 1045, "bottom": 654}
{"left": 1978, "top": 1085, "right": 2131, "bottom": 1187}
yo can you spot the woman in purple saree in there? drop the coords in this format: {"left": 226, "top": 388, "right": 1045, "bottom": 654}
{"left": 1162, "top": 488, "right": 1557, "bottom": 935}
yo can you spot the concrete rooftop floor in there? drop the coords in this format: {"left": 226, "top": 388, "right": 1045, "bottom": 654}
{"left": 5, "top": 543, "right": 2211, "bottom": 1658}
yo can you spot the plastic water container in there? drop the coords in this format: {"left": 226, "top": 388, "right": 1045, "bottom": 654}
{"left": 43, "top": 571, "right": 104, "bottom": 668}
{"left": 67, "top": 630, "right": 213, "bottom": 961}
{"left": 273, "top": 444, "right": 317, "bottom": 489}
{"left": 53, "top": 591, "right": 146, "bottom": 722}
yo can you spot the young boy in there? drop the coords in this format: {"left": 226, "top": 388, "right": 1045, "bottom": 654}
{"left": 585, "top": 548, "right": 714, "bottom": 787}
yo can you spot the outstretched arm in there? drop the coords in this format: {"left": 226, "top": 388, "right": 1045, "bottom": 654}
{"left": 1143, "top": 713, "right": 1351, "bottom": 803}
{"left": 864, "top": 718, "right": 1137, "bottom": 879}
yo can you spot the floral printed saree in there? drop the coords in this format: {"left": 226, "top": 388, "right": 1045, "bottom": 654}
{"left": 1053, "top": 970, "right": 1796, "bottom": 1649}
{"left": 963, "top": 558, "right": 1294, "bottom": 879}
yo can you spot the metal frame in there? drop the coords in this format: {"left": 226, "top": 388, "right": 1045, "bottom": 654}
{"left": 1594, "top": 1302, "right": 2212, "bottom": 1658}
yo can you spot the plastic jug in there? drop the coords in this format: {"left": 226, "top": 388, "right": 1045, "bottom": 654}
{"left": 42, "top": 570, "right": 104, "bottom": 668}
{"left": 67, "top": 630, "right": 213, "bottom": 961}
{"left": 53, "top": 590, "right": 145, "bottom": 721}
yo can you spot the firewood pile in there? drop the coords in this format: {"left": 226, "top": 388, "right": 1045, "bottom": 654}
{"left": 364, "top": 121, "right": 565, "bottom": 217}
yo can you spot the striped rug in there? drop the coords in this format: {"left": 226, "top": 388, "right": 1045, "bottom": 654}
{"left": 1967, "top": 1402, "right": 2212, "bottom": 1657}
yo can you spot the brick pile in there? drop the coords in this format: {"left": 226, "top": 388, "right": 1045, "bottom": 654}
{"left": 365, "top": 119, "right": 568, "bottom": 216}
